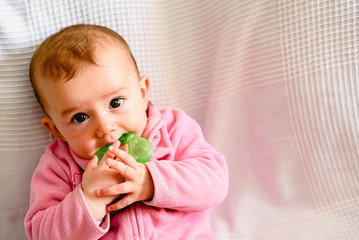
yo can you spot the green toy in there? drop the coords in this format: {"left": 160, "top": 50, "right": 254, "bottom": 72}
{"left": 95, "top": 132, "right": 152, "bottom": 164}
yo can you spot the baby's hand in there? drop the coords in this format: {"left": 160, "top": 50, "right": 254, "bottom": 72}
{"left": 96, "top": 143, "right": 154, "bottom": 211}
{"left": 81, "top": 141, "right": 124, "bottom": 220}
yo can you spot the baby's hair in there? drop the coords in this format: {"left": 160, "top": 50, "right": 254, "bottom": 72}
{"left": 29, "top": 24, "right": 139, "bottom": 112}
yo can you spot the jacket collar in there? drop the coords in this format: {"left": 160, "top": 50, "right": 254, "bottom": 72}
{"left": 142, "top": 101, "right": 163, "bottom": 143}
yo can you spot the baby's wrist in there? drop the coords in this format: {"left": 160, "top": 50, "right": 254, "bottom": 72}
{"left": 142, "top": 164, "right": 154, "bottom": 201}
{"left": 85, "top": 196, "right": 107, "bottom": 221}
{"left": 81, "top": 185, "right": 107, "bottom": 221}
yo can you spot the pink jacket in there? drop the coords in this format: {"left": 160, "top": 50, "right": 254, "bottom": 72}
{"left": 25, "top": 102, "right": 228, "bottom": 239}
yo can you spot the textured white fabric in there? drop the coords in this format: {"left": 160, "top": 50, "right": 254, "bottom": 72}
{"left": 1, "top": 0, "right": 359, "bottom": 239}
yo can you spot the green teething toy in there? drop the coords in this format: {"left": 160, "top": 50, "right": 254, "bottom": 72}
{"left": 95, "top": 132, "right": 152, "bottom": 164}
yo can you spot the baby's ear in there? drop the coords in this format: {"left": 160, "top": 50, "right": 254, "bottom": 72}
{"left": 139, "top": 75, "right": 150, "bottom": 109}
{"left": 41, "top": 116, "right": 65, "bottom": 141}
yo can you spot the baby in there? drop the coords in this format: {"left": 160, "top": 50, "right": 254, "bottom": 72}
{"left": 24, "top": 24, "right": 228, "bottom": 239}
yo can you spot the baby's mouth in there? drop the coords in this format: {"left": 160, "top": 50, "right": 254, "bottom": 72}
{"left": 100, "top": 132, "right": 124, "bottom": 147}
{"left": 95, "top": 134, "right": 124, "bottom": 163}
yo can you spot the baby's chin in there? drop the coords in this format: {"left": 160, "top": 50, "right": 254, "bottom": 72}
{"left": 79, "top": 154, "right": 95, "bottom": 160}
{"left": 72, "top": 149, "right": 96, "bottom": 160}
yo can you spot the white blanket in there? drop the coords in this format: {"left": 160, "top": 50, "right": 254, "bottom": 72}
{"left": 1, "top": 1, "right": 359, "bottom": 239}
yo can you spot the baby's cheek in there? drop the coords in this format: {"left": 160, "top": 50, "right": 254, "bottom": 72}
{"left": 127, "top": 112, "right": 147, "bottom": 136}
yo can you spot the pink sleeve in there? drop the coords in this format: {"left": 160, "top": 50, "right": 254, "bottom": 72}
{"left": 24, "top": 152, "right": 109, "bottom": 240}
{"left": 145, "top": 109, "right": 229, "bottom": 212}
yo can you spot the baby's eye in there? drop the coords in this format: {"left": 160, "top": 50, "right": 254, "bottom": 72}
{"left": 110, "top": 98, "right": 124, "bottom": 109}
{"left": 71, "top": 113, "right": 88, "bottom": 123}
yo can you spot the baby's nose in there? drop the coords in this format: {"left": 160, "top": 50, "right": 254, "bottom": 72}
{"left": 95, "top": 114, "right": 116, "bottom": 137}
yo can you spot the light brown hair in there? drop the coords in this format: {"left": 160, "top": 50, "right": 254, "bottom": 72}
{"left": 29, "top": 24, "right": 139, "bottom": 112}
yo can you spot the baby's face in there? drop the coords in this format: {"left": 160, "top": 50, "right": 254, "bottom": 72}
{"left": 40, "top": 45, "right": 149, "bottom": 159}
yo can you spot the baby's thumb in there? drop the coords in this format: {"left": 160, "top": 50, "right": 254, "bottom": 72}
{"left": 87, "top": 155, "right": 99, "bottom": 169}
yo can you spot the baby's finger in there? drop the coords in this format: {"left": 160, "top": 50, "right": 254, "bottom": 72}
{"left": 107, "top": 194, "right": 135, "bottom": 211}
{"left": 111, "top": 140, "right": 122, "bottom": 151}
{"left": 106, "top": 140, "right": 121, "bottom": 159}
{"left": 109, "top": 145, "right": 137, "bottom": 168}
{"left": 96, "top": 181, "right": 133, "bottom": 197}
{"left": 98, "top": 153, "right": 112, "bottom": 166}
{"left": 106, "top": 158, "right": 136, "bottom": 179}
{"left": 98, "top": 141, "right": 122, "bottom": 165}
